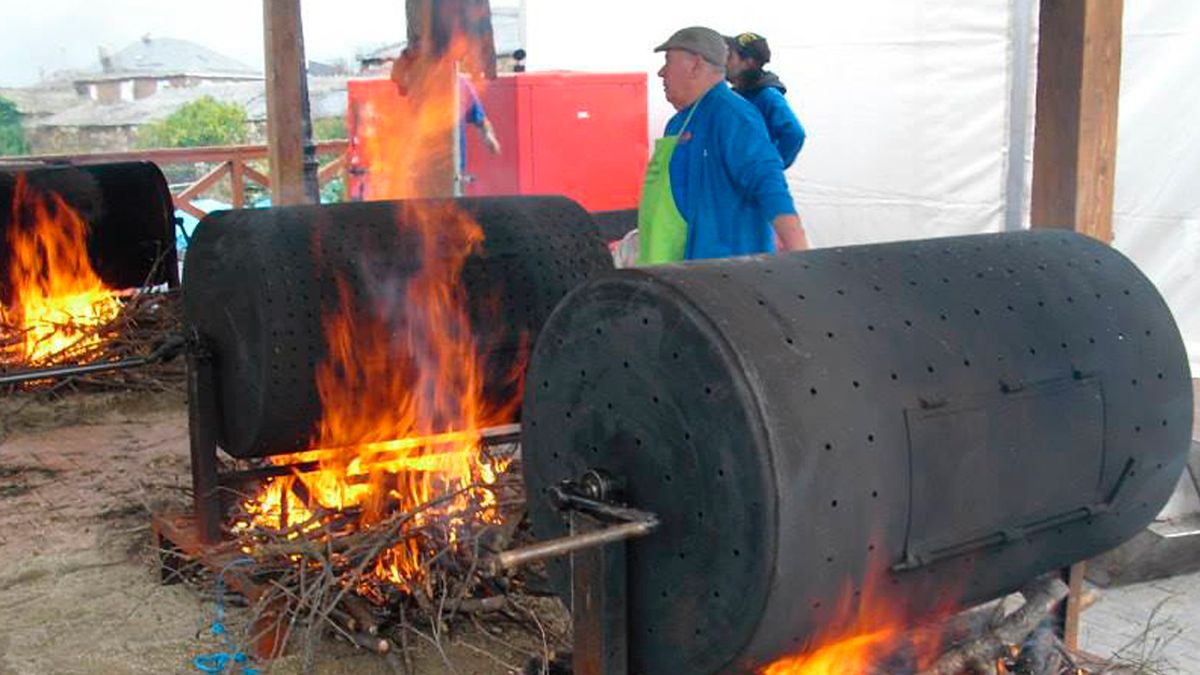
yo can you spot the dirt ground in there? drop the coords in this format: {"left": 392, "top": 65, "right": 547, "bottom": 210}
{"left": 2, "top": 385, "right": 1197, "bottom": 674}
{"left": 0, "top": 391, "right": 562, "bottom": 675}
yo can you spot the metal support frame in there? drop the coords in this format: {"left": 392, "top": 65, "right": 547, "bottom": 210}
{"left": 186, "top": 334, "right": 224, "bottom": 544}
{"left": 494, "top": 470, "right": 658, "bottom": 675}
{"left": 570, "top": 509, "right": 629, "bottom": 675}
{"left": 0, "top": 332, "right": 186, "bottom": 387}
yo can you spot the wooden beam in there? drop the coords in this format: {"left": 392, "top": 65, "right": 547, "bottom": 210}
{"left": 175, "top": 161, "right": 232, "bottom": 203}
{"left": 1, "top": 141, "right": 346, "bottom": 167}
{"left": 174, "top": 199, "right": 209, "bottom": 222}
{"left": 1062, "top": 562, "right": 1087, "bottom": 651}
{"left": 230, "top": 158, "right": 245, "bottom": 208}
{"left": 263, "top": 0, "right": 312, "bottom": 206}
{"left": 317, "top": 152, "right": 347, "bottom": 185}
{"left": 243, "top": 164, "right": 272, "bottom": 190}
{"left": 1030, "top": 0, "right": 1125, "bottom": 243}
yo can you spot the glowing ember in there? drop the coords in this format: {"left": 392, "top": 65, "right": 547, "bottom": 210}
{"left": 1, "top": 174, "right": 122, "bottom": 368}
{"left": 241, "top": 42, "right": 516, "bottom": 596}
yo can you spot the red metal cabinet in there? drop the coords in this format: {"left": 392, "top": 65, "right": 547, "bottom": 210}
{"left": 464, "top": 71, "right": 648, "bottom": 211}
{"left": 346, "top": 72, "right": 648, "bottom": 211}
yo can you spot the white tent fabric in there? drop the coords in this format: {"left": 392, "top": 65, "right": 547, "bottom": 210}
{"left": 1113, "top": 2, "right": 1200, "bottom": 374}
{"left": 522, "top": 0, "right": 1200, "bottom": 371}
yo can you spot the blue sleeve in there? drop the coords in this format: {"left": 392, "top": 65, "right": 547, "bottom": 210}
{"left": 756, "top": 89, "right": 805, "bottom": 168}
{"left": 714, "top": 105, "right": 796, "bottom": 221}
{"left": 461, "top": 79, "right": 487, "bottom": 127}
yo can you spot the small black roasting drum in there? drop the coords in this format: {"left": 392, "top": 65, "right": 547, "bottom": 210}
{"left": 0, "top": 161, "right": 178, "bottom": 295}
{"left": 521, "top": 230, "right": 1193, "bottom": 674}
{"left": 183, "top": 195, "right": 612, "bottom": 458}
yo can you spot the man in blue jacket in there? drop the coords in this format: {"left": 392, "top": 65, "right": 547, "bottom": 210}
{"left": 724, "top": 32, "right": 806, "bottom": 168}
{"left": 638, "top": 26, "right": 807, "bottom": 264}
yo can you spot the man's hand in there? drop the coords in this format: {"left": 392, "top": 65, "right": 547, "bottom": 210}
{"left": 481, "top": 119, "right": 502, "bottom": 155}
{"left": 772, "top": 213, "right": 808, "bottom": 252}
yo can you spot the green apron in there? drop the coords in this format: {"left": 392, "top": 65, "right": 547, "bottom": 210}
{"left": 637, "top": 102, "right": 700, "bottom": 265}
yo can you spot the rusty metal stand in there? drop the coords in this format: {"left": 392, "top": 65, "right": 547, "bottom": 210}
{"left": 186, "top": 332, "right": 224, "bottom": 544}
{"left": 571, "top": 509, "right": 628, "bottom": 675}
{"left": 497, "top": 471, "right": 657, "bottom": 675}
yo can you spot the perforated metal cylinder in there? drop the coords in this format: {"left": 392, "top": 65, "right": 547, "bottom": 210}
{"left": 0, "top": 161, "right": 178, "bottom": 295}
{"left": 522, "top": 230, "right": 1193, "bottom": 675}
{"left": 183, "top": 195, "right": 611, "bottom": 458}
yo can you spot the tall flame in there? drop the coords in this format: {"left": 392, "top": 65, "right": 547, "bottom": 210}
{"left": 243, "top": 42, "right": 516, "bottom": 593}
{"left": 1, "top": 174, "right": 122, "bottom": 368}
{"left": 356, "top": 36, "right": 486, "bottom": 200}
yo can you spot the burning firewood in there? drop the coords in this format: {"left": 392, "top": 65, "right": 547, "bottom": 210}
{"left": 0, "top": 286, "right": 185, "bottom": 395}
{"left": 188, "top": 449, "right": 565, "bottom": 672}
{"left": 1, "top": 169, "right": 183, "bottom": 395}
{"left": 917, "top": 576, "right": 1070, "bottom": 675}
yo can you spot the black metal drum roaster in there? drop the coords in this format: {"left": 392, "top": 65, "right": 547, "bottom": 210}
{"left": 0, "top": 161, "right": 178, "bottom": 297}
{"left": 521, "top": 230, "right": 1193, "bottom": 674}
{"left": 183, "top": 195, "right": 612, "bottom": 458}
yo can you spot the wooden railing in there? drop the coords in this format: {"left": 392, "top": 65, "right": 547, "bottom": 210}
{"left": 3, "top": 141, "right": 349, "bottom": 219}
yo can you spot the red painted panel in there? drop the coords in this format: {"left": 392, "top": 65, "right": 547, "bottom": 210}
{"left": 347, "top": 72, "right": 648, "bottom": 211}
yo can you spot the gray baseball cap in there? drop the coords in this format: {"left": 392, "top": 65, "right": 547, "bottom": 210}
{"left": 654, "top": 26, "right": 728, "bottom": 66}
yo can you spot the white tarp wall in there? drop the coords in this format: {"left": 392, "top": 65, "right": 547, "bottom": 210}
{"left": 522, "top": 0, "right": 1200, "bottom": 372}
{"left": 523, "top": 1, "right": 1015, "bottom": 244}
{"left": 1113, "top": 2, "right": 1200, "bottom": 374}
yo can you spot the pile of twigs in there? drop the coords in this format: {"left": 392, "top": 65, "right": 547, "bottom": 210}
{"left": 200, "top": 449, "right": 568, "bottom": 673}
{"left": 0, "top": 288, "right": 185, "bottom": 395}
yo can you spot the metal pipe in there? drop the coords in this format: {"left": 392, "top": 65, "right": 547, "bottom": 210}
{"left": 492, "top": 517, "right": 659, "bottom": 572}
{"left": 216, "top": 423, "right": 521, "bottom": 489}
{"left": 0, "top": 334, "right": 185, "bottom": 386}
{"left": 0, "top": 355, "right": 152, "bottom": 385}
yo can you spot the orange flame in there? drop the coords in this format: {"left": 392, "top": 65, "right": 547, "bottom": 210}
{"left": 356, "top": 35, "right": 488, "bottom": 200}
{"left": 243, "top": 41, "right": 517, "bottom": 594}
{"left": 760, "top": 565, "right": 961, "bottom": 674}
{"left": 1, "top": 174, "right": 122, "bottom": 368}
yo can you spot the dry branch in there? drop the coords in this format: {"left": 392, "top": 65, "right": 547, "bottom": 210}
{"left": 918, "top": 575, "right": 1070, "bottom": 675}
{"left": 195, "top": 450, "right": 567, "bottom": 672}
{"left": 1, "top": 288, "right": 185, "bottom": 395}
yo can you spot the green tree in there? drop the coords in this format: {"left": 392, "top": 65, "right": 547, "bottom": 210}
{"left": 137, "top": 96, "right": 248, "bottom": 148}
{"left": 0, "top": 96, "right": 30, "bottom": 156}
{"left": 313, "top": 116, "right": 347, "bottom": 141}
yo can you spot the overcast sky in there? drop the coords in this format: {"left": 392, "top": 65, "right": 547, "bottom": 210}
{"left": 0, "top": 0, "right": 519, "bottom": 87}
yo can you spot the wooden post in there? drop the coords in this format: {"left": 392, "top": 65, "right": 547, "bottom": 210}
{"left": 1061, "top": 562, "right": 1087, "bottom": 651}
{"left": 263, "top": 0, "right": 317, "bottom": 206}
{"left": 1031, "top": 2, "right": 1124, "bottom": 647}
{"left": 399, "top": 0, "right": 459, "bottom": 198}
{"left": 230, "top": 157, "right": 245, "bottom": 208}
{"left": 392, "top": 0, "right": 497, "bottom": 198}
{"left": 1030, "top": 0, "right": 1125, "bottom": 242}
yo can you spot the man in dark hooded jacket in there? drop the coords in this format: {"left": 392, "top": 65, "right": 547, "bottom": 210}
{"left": 725, "top": 32, "right": 806, "bottom": 168}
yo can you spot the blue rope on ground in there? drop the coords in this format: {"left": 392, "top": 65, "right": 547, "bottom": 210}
{"left": 192, "top": 558, "right": 260, "bottom": 674}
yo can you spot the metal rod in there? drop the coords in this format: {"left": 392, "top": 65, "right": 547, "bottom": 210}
{"left": 217, "top": 423, "right": 521, "bottom": 488}
{"left": 0, "top": 334, "right": 186, "bottom": 386}
{"left": 0, "top": 356, "right": 151, "bottom": 385}
{"left": 493, "top": 518, "right": 658, "bottom": 572}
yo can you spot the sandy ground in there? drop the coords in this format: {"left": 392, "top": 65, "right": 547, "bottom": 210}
{"left": 1, "top": 386, "right": 1197, "bottom": 674}
{"left": 0, "top": 392, "right": 561, "bottom": 675}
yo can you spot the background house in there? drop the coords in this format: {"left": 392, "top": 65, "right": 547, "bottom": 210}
{"left": 9, "top": 36, "right": 349, "bottom": 155}
{"left": 75, "top": 35, "right": 262, "bottom": 105}
{"left": 27, "top": 76, "right": 348, "bottom": 154}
